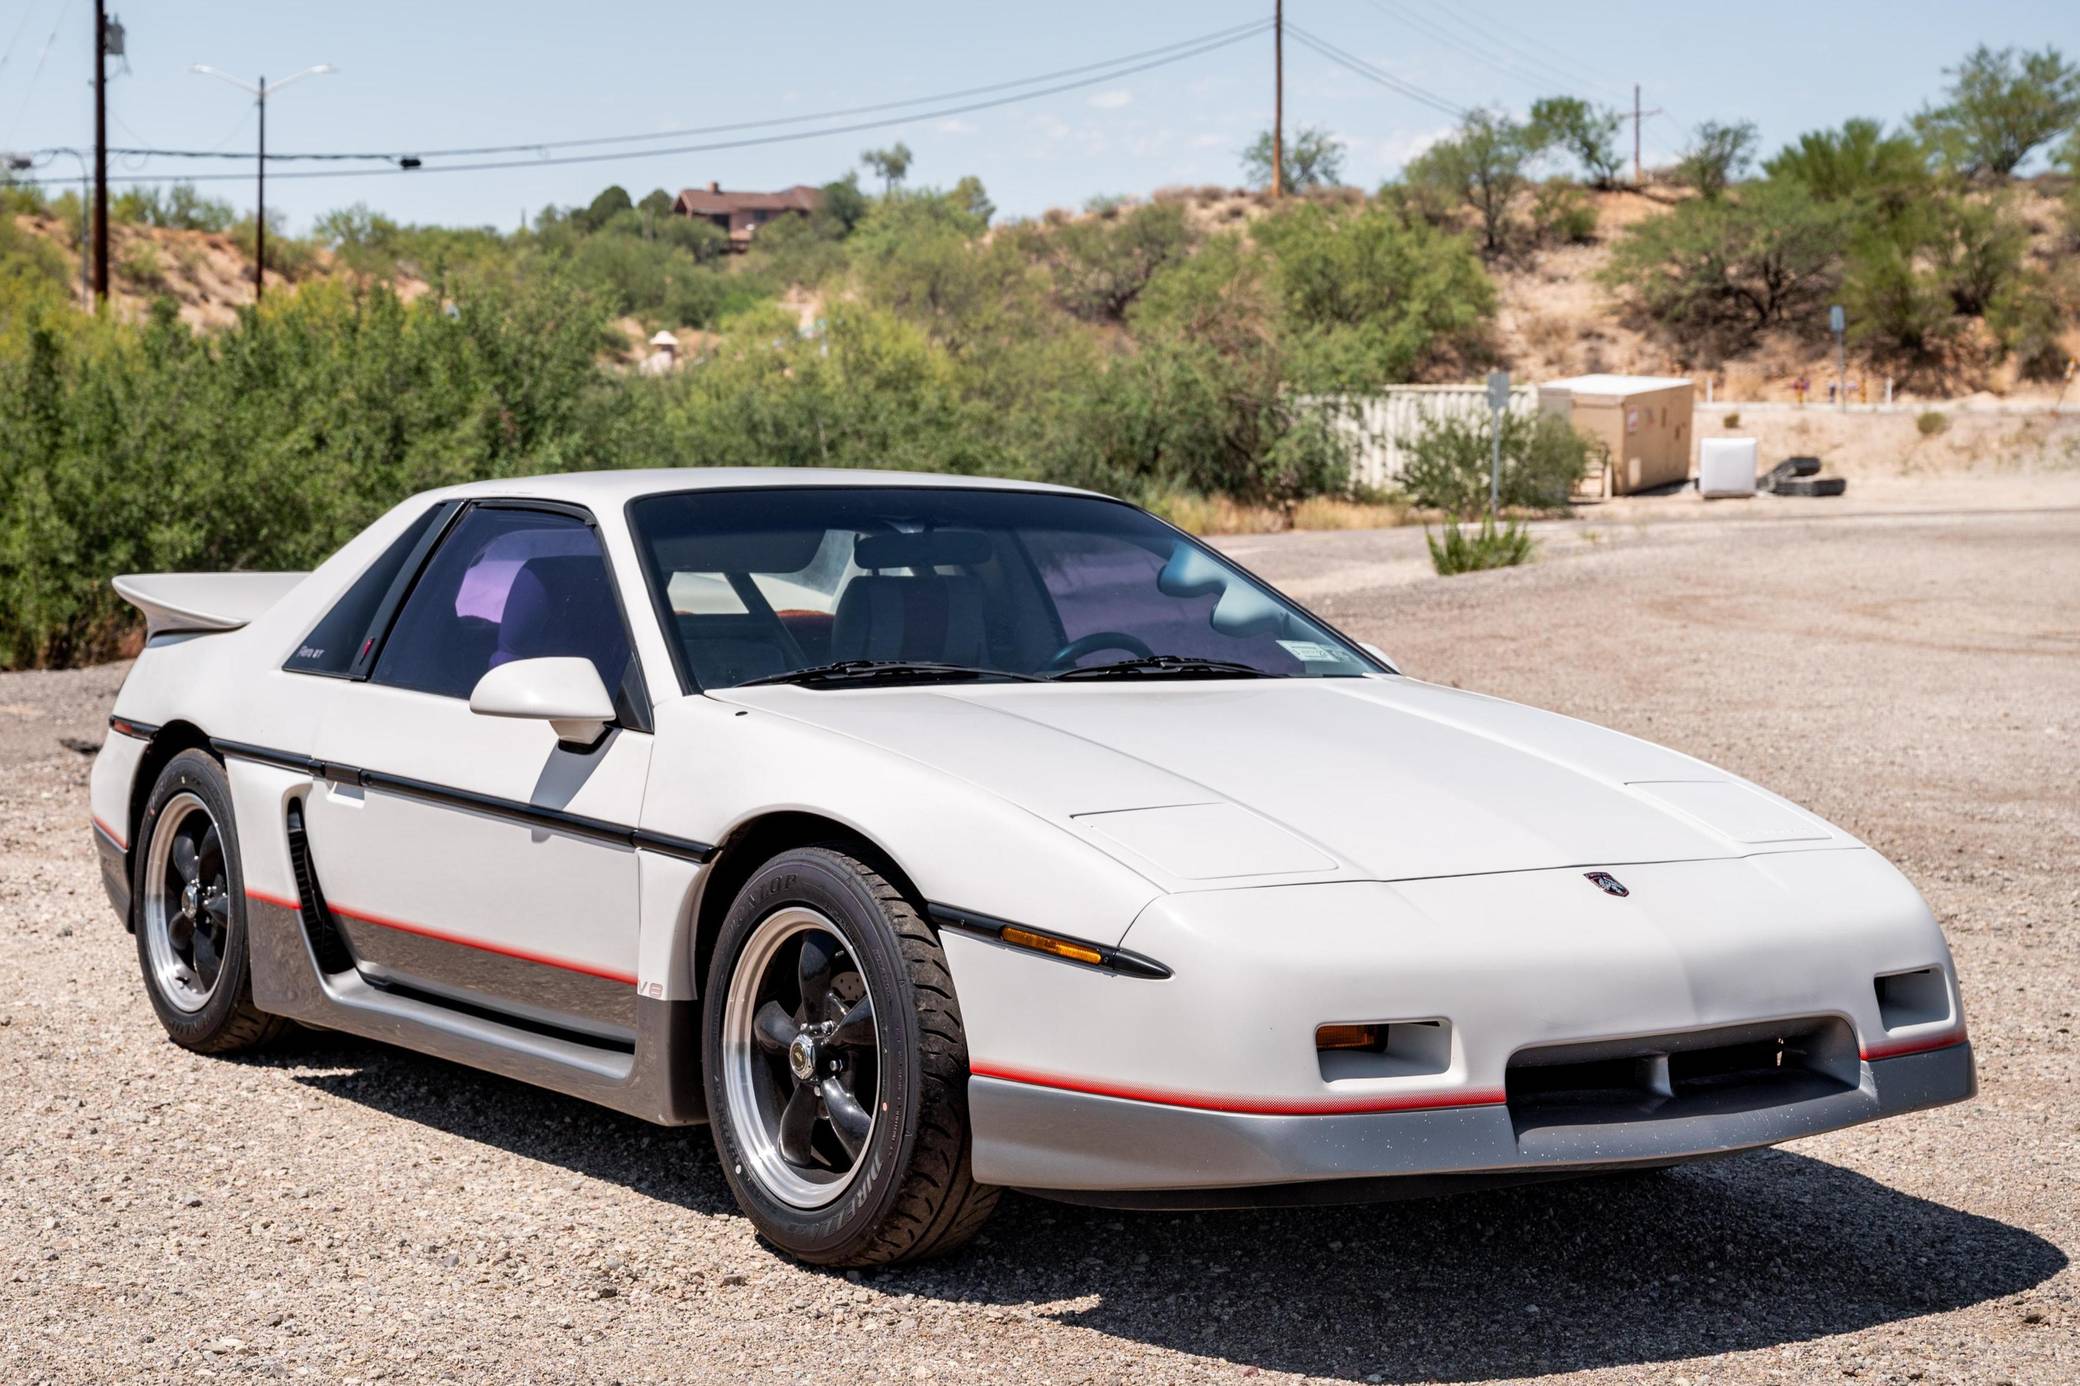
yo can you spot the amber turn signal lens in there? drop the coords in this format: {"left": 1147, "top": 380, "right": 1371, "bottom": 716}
{"left": 1316, "top": 1023, "right": 1381, "bottom": 1051}
{"left": 999, "top": 926, "right": 1104, "bottom": 966}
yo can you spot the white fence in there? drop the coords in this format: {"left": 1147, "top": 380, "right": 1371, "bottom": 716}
{"left": 1310, "top": 385, "right": 1540, "bottom": 491}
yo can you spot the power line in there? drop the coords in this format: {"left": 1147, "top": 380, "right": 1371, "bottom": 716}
{"left": 1414, "top": 1, "right": 1630, "bottom": 104}
{"left": 10, "top": 21, "right": 1269, "bottom": 187}
{"left": 1360, "top": 0, "right": 1576, "bottom": 103}
{"left": 1282, "top": 22, "right": 1467, "bottom": 121}
{"left": 3, "top": 0, "right": 79, "bottom": 143}
{"left": 60, "top": 18, "right": 1272, "bottom": 165}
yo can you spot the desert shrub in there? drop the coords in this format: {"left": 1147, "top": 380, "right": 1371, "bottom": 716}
{"left": 1602, "top": 181, "right": 1845, "bottom": 355}
{"left": 1916, "top": 409, "right": 1950, "bottom": 436}
{"left": 1723, "top": 411, "right": 1741, "bottom": 427}
{"left": 112, "top": 183, "right": 237, "bottom": 233}
{"left": 1912, "top": 44, "right": 2080, "bottom": 176}
{"left": 1023, "top": 201, "right": 1193, "bottom": 324}
{"left": 1250, "top": 200, "right": 1495, "bottom": 390}
{"left": 1530, "top": 178, "right": 1598, "bottom": 245}
{"left": 1399, "top": 410, "right": 1595, "bottom": 516}
{"left": 1428, "top": 516, "right": 1534, "bottom": 574}
{"left": 1400, "top": 109, "right": 1537, "bottom": 254}
{"left": 231, "top": 212, "right": 320, "bottom": 281}
{"left": 1674, "top": 120, "right": 1759, "bottom": 200}
{"left": 117, "top": 241, "right": 166, "bottom": 291}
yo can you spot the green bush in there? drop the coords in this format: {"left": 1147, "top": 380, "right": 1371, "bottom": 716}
{"left": 1602, "top": 181, "right": 1845, "bottom": 355}
{"left": 1399, "top": 411, "right": 1595, "bottom": 517}
{"left": 1916, "top": 409, "right": 1950, "bottom": 436}
{"left": 1428, "top": 516, "right": 1534, "bottom": 574}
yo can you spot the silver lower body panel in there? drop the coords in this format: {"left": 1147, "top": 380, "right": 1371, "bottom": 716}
{"left": 970, "top": 1043, "right": 1975, "bottom": 1202}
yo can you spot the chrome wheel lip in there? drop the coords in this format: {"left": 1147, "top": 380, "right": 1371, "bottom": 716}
{"left": 141, "top": 791, "right": 224, "bottom": 1014}
{"left": 721, "top": 906, "right": 879, "bottom": 1211}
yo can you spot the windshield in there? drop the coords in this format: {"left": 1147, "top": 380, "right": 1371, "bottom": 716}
{"left": 627, "top": 487, "right": 1381, "bottom": 691}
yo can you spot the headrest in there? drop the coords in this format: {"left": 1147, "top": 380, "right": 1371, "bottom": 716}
{"left": 853, "top": 528, "right": 993, "bottom": 571}
{"left": 652, "top": 528, "right": 827, "bottom": 575}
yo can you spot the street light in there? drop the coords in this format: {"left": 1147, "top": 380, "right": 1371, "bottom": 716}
{"left": 190, "top": 62, "right": 334, "bottom": 301}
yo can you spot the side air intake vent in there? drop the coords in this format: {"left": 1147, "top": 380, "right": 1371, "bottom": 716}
{"left": 284, "top": 799, "right": 355, "bottom": 975}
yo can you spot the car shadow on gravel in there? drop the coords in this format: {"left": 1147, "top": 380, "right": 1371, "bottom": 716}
{"left": 284, "top": 1033, "right": 2063, "bottom": 1383}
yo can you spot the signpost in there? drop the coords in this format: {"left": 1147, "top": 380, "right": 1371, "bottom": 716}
{"left": 1486, "top": 370, "right": 1511, "bottom": 518}
{"left": 1829, "top": 304, "right": 1846, "bottom": 412}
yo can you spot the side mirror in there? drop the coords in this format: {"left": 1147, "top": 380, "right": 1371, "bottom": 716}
{"left": 469, "top": 657, "right": 615, "bottom": 748}
{"left": 1358, "top": 641, "right": 1401, "bottom": 674}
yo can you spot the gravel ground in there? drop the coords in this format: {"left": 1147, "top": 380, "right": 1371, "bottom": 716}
{"left": 3, "top": 499, "right": 2075, "bottom": 1384}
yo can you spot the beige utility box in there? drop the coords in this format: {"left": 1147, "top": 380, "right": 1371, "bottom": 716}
{"left": 1539, "top": 374, "right": 1694, "bottom": 495}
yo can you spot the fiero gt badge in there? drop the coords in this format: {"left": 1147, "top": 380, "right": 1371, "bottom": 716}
{"left": 1584, "top": 871, "right": 1630, "bottom": 898}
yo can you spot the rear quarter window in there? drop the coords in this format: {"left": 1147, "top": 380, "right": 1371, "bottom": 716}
{"left": 284, "top": 505, "right": 446, "bottom": 677}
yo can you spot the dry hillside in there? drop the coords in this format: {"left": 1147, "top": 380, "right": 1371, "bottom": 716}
{"left": 17, "top": 179, "right": 2078, "bottom": 401}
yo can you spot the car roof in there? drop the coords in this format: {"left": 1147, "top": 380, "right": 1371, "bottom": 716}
{"left": 419, "top": 467, "right": 1099, "bottom": 510}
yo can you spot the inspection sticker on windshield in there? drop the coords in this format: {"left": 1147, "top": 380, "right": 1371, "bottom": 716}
{"left": 1277, "top": 640, "right": 1346, "bottom": 663}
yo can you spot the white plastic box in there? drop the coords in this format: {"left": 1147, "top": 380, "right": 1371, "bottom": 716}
{"left": 1698, "top": 437, "right": 1759, "bottom": 498}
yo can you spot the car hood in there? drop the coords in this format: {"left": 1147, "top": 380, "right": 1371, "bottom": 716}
{"left": 711, "top": 678, "right": 1851, "bottom": 886}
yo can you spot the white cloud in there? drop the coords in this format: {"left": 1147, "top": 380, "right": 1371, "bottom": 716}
{"left": 937, "top": 118, "right": 978, "bottom": 135}
{"left": 1087, "top": 88, "right": 1133, "bottom": 110}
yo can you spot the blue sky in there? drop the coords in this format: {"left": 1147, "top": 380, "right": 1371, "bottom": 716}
{"left": 3, "top": 1, "right": 2074, "bottom": 231}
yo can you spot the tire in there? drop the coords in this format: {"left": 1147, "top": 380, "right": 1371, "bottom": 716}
{"left": 703, "top": 845, "right": 999, "bottom": 1266}
{"left": 131, "top": 748, "right": 286, "bottom": 1054}
{"left": 1770, "top": 476, "right": 1847, "bottom": 497}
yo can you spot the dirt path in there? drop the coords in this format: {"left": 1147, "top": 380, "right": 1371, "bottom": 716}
{"left": 3, "top": 506, "right": 2074, "bottom": 1384}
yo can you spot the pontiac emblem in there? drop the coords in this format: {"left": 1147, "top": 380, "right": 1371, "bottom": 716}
{"left": 1584, "top": 871, "right": 1629, "bottom": 898}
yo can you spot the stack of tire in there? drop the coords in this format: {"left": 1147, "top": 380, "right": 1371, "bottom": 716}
{"left": 1759, "top": 456, "right": 1847, "bottom": 497}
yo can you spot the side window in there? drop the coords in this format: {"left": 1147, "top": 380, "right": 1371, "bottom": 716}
{"left": 371, "top": 507, "right": 634, "bottom": 703}
{"left": 285, "top": 504, "right": 446, "bottom": 677}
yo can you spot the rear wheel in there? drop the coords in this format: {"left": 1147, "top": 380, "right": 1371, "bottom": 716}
{"left": 133, "top": 749, "right": 285, "bottom": 1054}
{"left": 703, "top": 846, "right": 998, "bottom": 1265}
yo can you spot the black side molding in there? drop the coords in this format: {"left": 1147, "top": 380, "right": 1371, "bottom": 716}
{"left": 928, "top": 903, "right": 1172, "bottom": 980}
{"left": 108, "top": 715, "right": 160, "bottom": 740}
{"left": 212, "top": 738, "right": 715, "bottom": 863}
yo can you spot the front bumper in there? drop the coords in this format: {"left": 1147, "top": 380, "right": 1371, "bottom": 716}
{"left": 971, "top": 1041, "right": 1974, "bottom": 1201}
{"left": 946, "top": 849, "right": 1973, "bottom": 1194}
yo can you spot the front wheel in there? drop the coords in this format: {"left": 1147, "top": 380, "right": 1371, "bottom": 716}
{"left": 703, "top": 846, "right": 998, "bottom": 1265}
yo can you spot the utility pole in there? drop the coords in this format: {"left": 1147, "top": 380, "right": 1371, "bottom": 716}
{"left": 256, "top": 75, "right": 266, "bottom": 300}
{"left": 192, "top": 64, "right": 334, "bottom": 304}
{"left": 1271, "top": 0, "right": 1283, "bottom": 199}
{"left": 1631, "top": 83, "right": 1662, "bottom": 187}
{"left": 92, "top": 0, "right": 109, "bottom": 303}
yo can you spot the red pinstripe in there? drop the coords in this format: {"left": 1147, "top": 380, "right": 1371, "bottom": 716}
{"left": 244, "top": 890, "right": 636, "bottom": 986}
{"left": 1860, "top": 1028, "right": 1968, "bottom": 1062}
{"left": 968, "top": 1060, "right": 1507, "bottom": 1116}
{"left": 91, "top": 815, "right": 127, "bottom": 851}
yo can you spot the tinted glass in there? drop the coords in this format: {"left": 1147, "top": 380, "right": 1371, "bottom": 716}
{"left": 372, "top": 507, "right": 634, "bottom": 702}
{"left": 628, "top": 487, "right": 1374, "bottom": 690}
{"left": 284, "top": 504, "right": 445, "bottom": 676}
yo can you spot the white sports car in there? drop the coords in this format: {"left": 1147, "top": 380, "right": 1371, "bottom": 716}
{"left": 91, "top": 469, "right": 1973, "bottom": 1265}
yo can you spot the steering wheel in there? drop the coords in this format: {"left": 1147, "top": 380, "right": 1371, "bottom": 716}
{"left": 1043, "top": 630, "right": 1154, "bottom": 675}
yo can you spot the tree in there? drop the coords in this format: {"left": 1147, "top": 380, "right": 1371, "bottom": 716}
{"left": 861, "top": 142, "right": 914, "bottom": 195}
{"left": 1762, "top": 118, "right": 1928, "bottom": 203}
{"left": 1913, "top": 44, "right": 2080, "bottom": 176}
{"left": 1675, "top": 120, "right": 1758, "bottom": 199}
{"left": 1402, "top": 110, "right": 1535, "bottom": 255}
{"left": 1528, "top": 96, "right": 1624, "bottom": 187}
{"left": 1250, "top": 200, "right": 1496, "bottom": 390}
{"left": 1240, "top": 125, "right": 1347, "bottom": 192}
{"left": 1601, "top": 180, "right": 1846, "bottom": 355}
{"left": 574, "top": 185, "right": 633, "bottom": 233}
{"left": 1028, "top": 201, "right": 1195, "bottom": 323}
{"left": 636, "top": 188, "right": 675, "bottom": 218}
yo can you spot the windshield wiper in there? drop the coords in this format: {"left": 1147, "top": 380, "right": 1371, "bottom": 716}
{"left": 1050, "top": 654, "right": 1275, "bottom": 681}
{"left": 735, "top": 659, "right": 1043, "bottom": 689}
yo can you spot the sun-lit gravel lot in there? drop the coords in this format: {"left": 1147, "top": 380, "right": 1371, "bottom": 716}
{"left": 3, "top": 498, "right": 2074, "bottom": 1384}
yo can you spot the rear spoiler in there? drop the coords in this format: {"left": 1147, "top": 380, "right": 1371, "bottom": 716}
{"left": 112, "top": 571, "right": 307, "bottom": 638}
